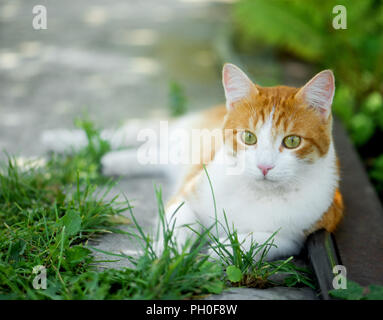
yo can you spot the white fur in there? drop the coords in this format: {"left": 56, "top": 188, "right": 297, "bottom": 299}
{"left": 222, "top": 64, "right": 255, "bottom": 110}
{"left": 41, "top": 129, "right": 88, "bottom": 153}
{"left": 299, "top": 70, "right": 335, "bottom": 118}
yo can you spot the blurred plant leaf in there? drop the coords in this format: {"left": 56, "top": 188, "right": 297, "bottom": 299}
{"left": 169, "top": 81, "right": 187, "bottom": 117}
{"left": 349, "top": 113, "right": 375, "bottom": 146}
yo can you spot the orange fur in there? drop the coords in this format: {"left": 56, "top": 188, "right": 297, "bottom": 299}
{"left": 305, "top": 188, "right": 344, "bottom": 234}
{"left": 223, "top": 85, "right": 332, "bottom": 162}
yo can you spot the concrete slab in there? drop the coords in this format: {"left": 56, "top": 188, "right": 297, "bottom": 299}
{"left": 205, "top": 287, "right": 318, "bottom": 300}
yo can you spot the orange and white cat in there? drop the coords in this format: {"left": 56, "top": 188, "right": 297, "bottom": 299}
{"left": 42, "top": 63, "right": 344, "bottom": 260}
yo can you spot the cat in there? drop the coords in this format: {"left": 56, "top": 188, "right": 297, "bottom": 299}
{"left": 41, "top": 63, "right": 344, "bottom": 260}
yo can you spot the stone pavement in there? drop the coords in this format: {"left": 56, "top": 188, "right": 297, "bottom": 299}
{"left": 0, "top": 0, "right": 318, "bottom": 299}
{"left": 205, "top": 287, "right": 318, "bottom": 300}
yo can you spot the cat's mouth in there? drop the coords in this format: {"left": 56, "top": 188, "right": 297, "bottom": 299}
{"left": 258, "top": 175, "right": 277, "bottom": 183}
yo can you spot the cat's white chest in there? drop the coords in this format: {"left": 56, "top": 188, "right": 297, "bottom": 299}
{"left": 188, "top": 148, "right": 337, "bottom": 241}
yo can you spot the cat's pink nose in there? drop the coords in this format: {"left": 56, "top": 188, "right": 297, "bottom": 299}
{"left": 257, "top": 164, "right": 274, "bottom": 176}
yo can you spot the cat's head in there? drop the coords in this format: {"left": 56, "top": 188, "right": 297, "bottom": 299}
{"left": 221, "top": 63, "right": 336, "bottom": 188}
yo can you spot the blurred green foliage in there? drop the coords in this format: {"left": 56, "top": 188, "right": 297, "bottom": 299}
{"left": 169, "top": 81, "right": 188, "bottom": 117}
{"left": 234, "top": 0, "right": 383, "bottom": 198}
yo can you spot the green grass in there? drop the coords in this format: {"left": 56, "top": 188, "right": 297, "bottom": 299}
{"left": 0, "top": 119, "right": 315, "bottom": 300}
{"left": 329, "top": 280, "right": 383, "bottom": 300}
{"left": 93, "top": 188, "right": 226, "bottom": 299}
{"left": 0, "top": 157, "right": 128, "bottom": 299}
{"left": 45, "top": 116, "right": 112, "bottom": 185}
{"left": 193, "top": 166, "right": 315, "bottom": 289}
{"left": 204, "top": 214, "right": 314, "bottom": 289}
{"left": 0, "top": 158, "right": 225, "bottom": 299}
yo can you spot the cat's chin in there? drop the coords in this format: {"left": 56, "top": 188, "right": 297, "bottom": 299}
{"left": 254, "top": 175, "right": 278, "bottom": 183}
{"left": 253, "top": 176, "right": 291, "bottom": 192}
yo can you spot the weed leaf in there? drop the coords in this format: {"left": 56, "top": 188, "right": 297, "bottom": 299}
{"left": 226, "top": 265, "right": 242, "bottom": 283}
{"left": 66, "top": 246, "right": 92, "bottom": 265}
{"left": 329, "top": 280, "right": 364, "bottom": 300}
{"left": 366, "top": 285, "right": 383, "bottom": 300}
{"left": 59, "top": 210, "right": 82, "bottom": 236}
{"left": 203, "top": 280, "right": 224, "bottom": 294}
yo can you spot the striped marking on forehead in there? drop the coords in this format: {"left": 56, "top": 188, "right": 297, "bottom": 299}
{"left": 257, "top": 106, "right": 276, "bottom": 147}
{"left": 248, "top": 115, "right": 256, "bottom": 131}
{"left": 263, "top": 105, "right": 276, "bottom": 132}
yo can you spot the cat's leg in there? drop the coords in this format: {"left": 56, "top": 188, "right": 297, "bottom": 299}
{"left": 101, "top": 148, "right": 163, "bottom": 177}
{"left": 101, "top": 119, "right": 162, "bottom": 149}
{"left": 121, "top": 201, "right": 199, "bottom": 258}
{"left": 41, "top": 129, "right": 88, "bottom": 153}
{"left": 154, "top": 200, "right": 201, "bottom": 254}
{"left": 208, "top": 232, "right": 302, "bottom": 262}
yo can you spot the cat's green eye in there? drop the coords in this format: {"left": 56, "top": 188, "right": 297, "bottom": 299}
{"left": 241, "top": 131, "right": 257, "bottom": 145}
{"left": 283, "top": 135, "right": 301, "bottom": 149}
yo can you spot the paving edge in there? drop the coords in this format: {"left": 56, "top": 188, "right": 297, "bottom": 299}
{"left": 306, "top": 230, "right": 341, "bottom": 300}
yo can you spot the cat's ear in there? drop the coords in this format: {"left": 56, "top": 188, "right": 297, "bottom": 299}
{"left": 296, "top": 70, "right": 335, "bottom": 119}
{"left": 222, "top": 63, "right": 258, "bottom": 110}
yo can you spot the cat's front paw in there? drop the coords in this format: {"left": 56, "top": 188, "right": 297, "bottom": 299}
{"left": 41, "top": 129, "right": 88, "bottom": 153}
